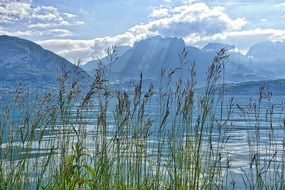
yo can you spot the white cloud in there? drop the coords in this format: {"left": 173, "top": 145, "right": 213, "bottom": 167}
{"left": 150, "top": 7, "right": 170, "bottom": 18}
{"left": 182, "top": 28, "right": 285, "bottom": 51}
{"left": 31, "top": 5, "right": 72, "bottom": 24}
{"left": 2, "top": 1, "right": 284, "bottom": 63}
{"left": 200, "top": 28, "right": 285, "bottom": 42}
{"left": 28, "top": 22, "right": 66, "bottom": 29}
{"left": 37, "top": 39, "right": 94, "bottom": 62}
{"left": 0, "top": 27, "right": 41, "bottom": 37}
{"left": 0, "top": 1, "right": 251, "bottom": 61}
{"left": 86, "top": 1, "right": 285, "bottom": 61}
{"left": 48, "top": 29, "right": 73, "bottom": 37}
{"left": 39, "top": 23, "right": 285, "bottom": 63}
{"left": 76, "top": 21, "right": 85, "bottom": 25}
{"left": 88, "top": 2, "right": 247, "bottom": 58}
{"left": 63, "top": 13, "right": 77, "bottom": 19}
{"left": 0, "top": 0, "right": 83, "bottom": 35}
{"left": 0, "top": 0, "right": 31, "bottom": 23}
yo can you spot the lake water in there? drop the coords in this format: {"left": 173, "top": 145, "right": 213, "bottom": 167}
{"left": 1, "top": 94, "right": 285, "bottom": 189}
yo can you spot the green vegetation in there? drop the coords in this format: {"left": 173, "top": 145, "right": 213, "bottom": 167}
{"left": 0, "top": 47, "right": 284, "bottom": 189}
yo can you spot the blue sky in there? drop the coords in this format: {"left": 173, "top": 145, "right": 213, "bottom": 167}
{"left": 1, "top": 0, "right": 285, "bottom": 63}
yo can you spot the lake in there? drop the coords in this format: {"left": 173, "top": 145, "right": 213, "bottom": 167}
{"left": 1, "top": 94, "right": 285, "bottom": 189}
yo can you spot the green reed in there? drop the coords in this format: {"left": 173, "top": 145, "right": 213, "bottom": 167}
{"left": 0, "top": 47, "right": 284, "bottom": 189}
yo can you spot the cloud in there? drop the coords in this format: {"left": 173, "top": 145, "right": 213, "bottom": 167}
{"left": 48, "top": 29, "right": 73, "bottom": 37}
{"left": 63, "top": 13, "right": 77, "bottom": 19}
{"left": 196, "top": 28, "right": 285, "bottom": 42}
{"left": 31, "top": 5, "right": 79, "bottom": 24}
{"left": 0, "top": 0, "right": 83, "bottom": 37}
{"left": 0, "top": 26, "right": 41, "bottom": 37}
{"left": 150, "top": 7, "right": 170, "bottom": 18}
{"left": 76, "top": 21, "right": 85, "bottom": 25}
{"left": 88, "top": 2, "right": 247, "bottom": 58}
{"left": 149, "top": 3, "right": 247, "bottom": 36}
{"left": 182, "top": 28, "right": 285, "bottom": 51}
{"left": 88, "top": 1, "right": 285, "bottom": 59}
{"left": 37, "top": 39, "right": 94, "bottom": 62}
{"left": 37, "top": 27, "right": 152, "bottom": 62}
{"left": 27, "top": 22, "right": 70, "bottom": 29}
{"left": 0, "top": 0, "right": 88, "bottom": 62}
{"left": 90, "top": 29, "right": 156, "bottom": 58}
{"left": 32, "top": 6, "right": 60, "bottom": 21}
{"left": 2, "top": 1, "right": 284, "bottom": 63}
{"left": 0, "top": 0, "right": 31, "bottom": 23}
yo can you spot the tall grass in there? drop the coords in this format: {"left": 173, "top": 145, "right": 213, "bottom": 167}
{"left": 0, "top": 47, "right": 284, "bottom": 189}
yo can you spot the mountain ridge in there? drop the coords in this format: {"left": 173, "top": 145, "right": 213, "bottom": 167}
{"left": 0, "top": 35, "right": 93, "bottom": 91}
{"left": 1, "top": 35, "right": 285, "bottom": 95}
{"left": 83, "top": 36, "right": 284, "bottom": 84}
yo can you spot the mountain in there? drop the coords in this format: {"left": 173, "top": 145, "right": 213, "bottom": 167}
{"left": 2, "top": 35, "right": 284, "bottom": 96}
{"left": 82, "top": 45, "right": 130, "bottom": 73}
{"left": 111, "top": 36, "right": 186, "bottom": 81}
{"left": 244, "top": 41, "right": 285, "bottom": 79}
{"left": 82, "top": 36, "right": 285, "bottom": 86}
{"left": 202, "top": 43, "right": 235, "bottom": 52}
{"left": 225, "top": 79, "right": 285, "bottom": 95}
{"left": 83, "top": 36, "right": 187, "bottom": 83}
{"left": 0, "top": 35, "right": 92, "bottom": 91}
{"left": 247, "top": 41, "right": 285, "bottom": 61}
{"left": 82, "top": 36, "right": 263, "bottom": 84}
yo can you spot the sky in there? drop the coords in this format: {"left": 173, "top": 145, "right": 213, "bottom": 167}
{"left": 1, "top": 0, "right": 285, "bottom": 63}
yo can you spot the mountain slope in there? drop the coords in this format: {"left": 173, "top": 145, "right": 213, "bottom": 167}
{"left": 247, "top": 41, "right": 285, "bottom": 61}
{"left": 245, "top": 41, "right": 285, "bottom": 78}
{"left": 110, "top": 36, "right": 186, "bottom": 80}
{"left": 0, "top": 35, "right": 92, "bottom": 88}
